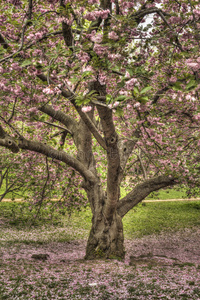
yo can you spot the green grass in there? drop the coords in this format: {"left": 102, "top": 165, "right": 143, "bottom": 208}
{"left": 0, "top": 200, "right": 199, "bottom": 243}
{"left": 146, "top": 188, "right": 188, "bottom": 200}
{"left": 120, "top": 187, "right": 188, "bottom": 200}
{"left": 123, "top": 201, "right": 200, "bottom": 238}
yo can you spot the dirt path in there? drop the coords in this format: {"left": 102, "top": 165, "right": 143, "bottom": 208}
{"left": 1, "top": 198, "right": 200, "bottom": 202}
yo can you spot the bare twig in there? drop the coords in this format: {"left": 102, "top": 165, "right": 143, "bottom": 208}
{"left": 8, "top": 98, "right": 17, "bottom": 123}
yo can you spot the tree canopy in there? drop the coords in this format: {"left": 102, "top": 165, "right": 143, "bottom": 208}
{"left": 0, "top": 0, "right": 200, "bottom": 258}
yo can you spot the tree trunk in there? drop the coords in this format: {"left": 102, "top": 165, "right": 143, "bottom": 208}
{"left": 85, "top": 209, "right": 125, "bottom": 260}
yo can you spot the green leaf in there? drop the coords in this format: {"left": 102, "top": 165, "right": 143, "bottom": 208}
{"left": 185, "top": 79, "right": 197, "bottom": 90}
{"left": 137, "top": 96, "right": 149, "bottom": 104}
{"left": 20, "top": 60, "right": 32, "bottom": 67}
{"left": 115, "top": 108, "right": 124, "bottom": 117}
{"left": 106, "top": 94, "right": 113, "bottom": 103}
{"left": 140, "top": 86, "right": 152, "bottom": 94}
{"left": 172, "top": 81, "right": 183, "bottom": 91}
{"left": 81, "top": 71, "right": 93, "bottom": 78}
{"left": 133, "top": 86, "right": 139, "bottom": 96}
{"left": 126, "top": 68, "right": 134, "bottom": 77}
{"left": 56, "top": 43, "right": 61, "bottom": 52}
{"left": 115, "top": 95, "right": 127, "bottom": 102}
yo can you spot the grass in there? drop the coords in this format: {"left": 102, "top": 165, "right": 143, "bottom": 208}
{"left": 0, "top": 200, "right": 200, "bottom": 241}
{"left": 123, "top": 201, "right": 200, "bottom": 238}
{"left": 146, "top": 188, "right": 188, "bottom": 200}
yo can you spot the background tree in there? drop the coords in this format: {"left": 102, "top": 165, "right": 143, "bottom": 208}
{"left": 0, "top": 0, "right": 199, "bottom": 259}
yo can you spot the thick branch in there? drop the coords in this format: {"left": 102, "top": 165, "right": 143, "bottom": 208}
{"left": 0, "top": 33, "right": 9, "bottom": 49}
{"left": 27, "top": 0, "right": 33, "bottom": 20}
{"left": 39, "top": 104, "right": 77, "bottom": 134}
{"left": 117, "top": 175, "right": 175, "bottom": 218}
{"left": 18, "top": 138, "right": 97, "bottom": 183}
{"left": 96, "top": 104, "right": 120, "bottom": 221}
{"left": 60, "top": 0, "right": 74, "bottom": 48}
{"left": 132, "top": 7, "right": 169, "bottom": 24}
{"left": 62, "top": 22, "right": 74, "bottom": 48}
{"left": 40, "top": 121, "right": 72, "bottom": 135}
{"left": 74, "top": 106, "right": 107, "bottom": 150}
{"left": 0, "top": 125, "right": 19, "bottom": 153}
{"left": 37, "top": 74, "right": 107, "bottom": 150}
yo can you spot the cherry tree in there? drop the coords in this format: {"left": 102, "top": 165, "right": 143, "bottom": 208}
{"left": 0, "top": 0, "right": 199, "bottom": 259}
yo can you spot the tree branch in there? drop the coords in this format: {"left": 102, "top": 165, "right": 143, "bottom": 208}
{"left": 18, "top": 138, "right": 97, "bottom": 183}
{"left": 27, "top": 0, "right": 33, "bottom": 20}
{"left": 0, "top": 33, "right": 9, "bottom": 49}
{"left": 60, "top": 0, "right": 74, "bottom": 49}
{"left": 39, "top": 104, "right": 77, "bottom": 134}
{"left": 132, "top": 7, "right": 170, "bottom": 24}
{"left": 96, "top": 102, "right": 120, "bottom": 221}
{"left": 117, "top": 175, "right": 175, "bottom": 218}
{"left": 37, "top": 74, "right": 107, "bottom": 150}
{"left": 118, "top": 129, "right": 140, "bottom": 184}
{"left": 0, "top": 125, "right": 19, "bottom": 153}
{"left": 39, "top": 120, "right": 72, "bottom": 135}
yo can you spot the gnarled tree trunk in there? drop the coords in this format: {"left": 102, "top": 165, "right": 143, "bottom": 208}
{"left": 86, "top": 209, "right": 125, "bottom": 259}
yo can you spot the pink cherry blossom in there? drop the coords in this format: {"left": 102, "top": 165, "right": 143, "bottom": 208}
{"left": 126, "top": 78, "right": 138, "bottom": 90}
{"left": 42, "top": 87, "right": 54, "bottom": 95}
{"left": 81, "top": 106, "right": 92, "bottom": 113}
{"left": 108, "top": 31, "right": 119, "bottom": 40}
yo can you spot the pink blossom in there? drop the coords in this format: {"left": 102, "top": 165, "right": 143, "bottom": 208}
{"left": 77, "top": 51, "right": 90, "bottom": 63}
{"left": 42, "top": 87, "right": 54, "bottom": 95}
{"left": 113, "top": 101, "right": 119, "bottom": 107}
{"left": 134, "top": 102, "right": 140, "bottom": 108}
{"left": 93, "top": 44, "right": 107, "bottom": 57}
{"left": 108, "top": 31, "right": 119, "bottom": 40}
{"left": 28, "top": 107, "right": 38, "bottom": 113}
{"left": 81, "top": 106, "right": 92, "bottom": 113}
{"left": 98, "top": 73, "right": 106, "bottom": 85}
{"left": 27, "top": 33, "right": 35, "bottom": 40}
{"left": 108, "top": 53, "right": 122, "bottom": 61}
{"left": 194, "top": 113, "right": 200, "bottom": 120}
{"left": 84, "top": 12, "right": 96, "bottom": 21}
{"left": 90, "top": 33, "right": 102, "bottom": 43}
{"left": 88, "top": 0, "right": 99, "bottom": 3}
{"left": 125, "top": 71, "right": 130, "bottom": 78}
{"left": 54, "top": 87, "right": 62, "bottom": 95}
{"left": 126, "top": 78, "right": 138, "bottom": 90}
{"left": 99, "top": 9, "right": 110, "bottom": 19}
{"left": 193, "top": 9, "right": 200, "bottom": 16}
{"left": 169, "top": 76, "right": 177, "bottom": 83}
{"left": 186, "top": 60, "right": 199, "bottom": 71}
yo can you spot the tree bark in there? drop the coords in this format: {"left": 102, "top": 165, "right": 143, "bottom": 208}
{"left": 85, "top": 175, "right": 175, "bottom": 260}
{"left": 85, "top": 204, "right": 125, "bottom": 259}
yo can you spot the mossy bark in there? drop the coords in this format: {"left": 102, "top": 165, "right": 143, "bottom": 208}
{"left": 85, "top": 209, "right": 125, "bottom": 260}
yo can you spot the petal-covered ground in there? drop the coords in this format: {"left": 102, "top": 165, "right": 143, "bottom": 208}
{"left": 0, "top": 227, "right": 200, "bottom": 299}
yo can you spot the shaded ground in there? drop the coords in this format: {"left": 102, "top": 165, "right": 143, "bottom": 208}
{"left": 0, "top": 227, "right": 200, "bottom": 299}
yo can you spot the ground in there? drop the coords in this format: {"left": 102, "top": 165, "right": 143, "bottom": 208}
{"left": 0, "top": 227, "right": 200, "bottom": 299}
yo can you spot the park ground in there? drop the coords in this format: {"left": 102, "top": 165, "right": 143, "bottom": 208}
{"left": 0, "top": 199, "right": 200, "bottom": 299}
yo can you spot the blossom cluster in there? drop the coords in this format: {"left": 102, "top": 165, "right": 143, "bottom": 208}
{"left": 186, "top": 58, "right": 200, "bottom": 71}
{"left": 84, "top": 9, "right": 110, "bottom": 21}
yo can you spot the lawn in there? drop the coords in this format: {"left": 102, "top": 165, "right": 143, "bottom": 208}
{"left": 0, "top": 200, "right": 200, "bottom": 299}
